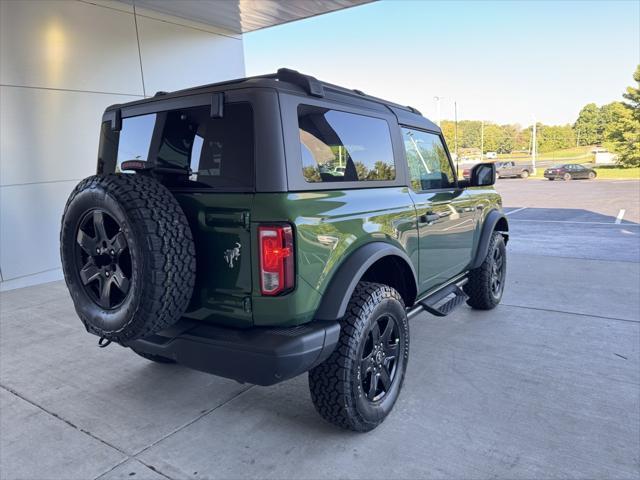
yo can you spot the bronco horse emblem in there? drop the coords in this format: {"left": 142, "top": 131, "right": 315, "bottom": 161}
{"left": 224, "top": 242, "right": 241, "bottom": 268}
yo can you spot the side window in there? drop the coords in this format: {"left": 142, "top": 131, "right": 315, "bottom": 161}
{"left": 114, "top": 103, "right": 254, "bottom": 190}
{"left": 297, "top": 105, "right": 395, "bottom": 183}
{"left": 116, "top": 114, "right": 156, "bottom": 165}
{"left": 401, "top": 128, "right": 455, "bottom": 191}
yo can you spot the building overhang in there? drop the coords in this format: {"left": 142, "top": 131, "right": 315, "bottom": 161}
{"left": 117, "top": 0, "right": 373, "bottom": 34}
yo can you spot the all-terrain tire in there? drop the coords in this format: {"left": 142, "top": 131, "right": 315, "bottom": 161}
{"left": 464, "top": 232, "right": 506, "bottom": 310}
{"left": 131, "top": 349, "right": 176, "bottom": 364}
{"left": 60, "top": 174, "right": 196, "bottom": 343}
{"left": 308, "top": 282, "right": 409, "bottom": 432}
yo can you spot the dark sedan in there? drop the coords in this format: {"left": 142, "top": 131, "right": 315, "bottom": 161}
{"left": 544, "top": 164, "right": 597, "bottom": 181}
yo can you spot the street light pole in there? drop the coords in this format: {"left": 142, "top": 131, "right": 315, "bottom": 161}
{"left": 532, "top": 116, "right": 537, "bottom": 176}
{"left": 454, "top": 101, "right": 459, "bottom": 171}
{"left": 480, "top": 120, "right": 484, "bottom": 161}
{"left": 433, "top": 96, "right": 441, "bottom": 126}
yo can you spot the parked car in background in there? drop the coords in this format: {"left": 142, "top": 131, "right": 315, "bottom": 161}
{"left": 485, "top": 152, "right": 498, "bottom": 159}
{"left": 496, "top": 161, "right": 532, "bottom": 179}
{"left": 544, "top": 164, "right": 597, "bottom": 181}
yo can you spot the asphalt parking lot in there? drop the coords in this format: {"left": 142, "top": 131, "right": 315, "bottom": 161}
{"left": 1, "top": 179, "right": 639, "bottom": 480}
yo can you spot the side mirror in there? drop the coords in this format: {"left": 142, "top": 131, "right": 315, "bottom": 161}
{"left": 470, "top": 162, "right": 496, "bottom": 187}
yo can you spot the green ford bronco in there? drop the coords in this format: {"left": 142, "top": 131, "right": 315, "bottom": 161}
{"left": 60, "top": 69, "right": 508, "bottom": 432}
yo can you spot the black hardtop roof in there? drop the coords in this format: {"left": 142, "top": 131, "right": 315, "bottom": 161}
{"left": 106, "top": 68, "right": 439, "bottom": 132}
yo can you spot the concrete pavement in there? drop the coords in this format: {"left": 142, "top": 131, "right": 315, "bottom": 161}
{"left": 1, "top": 180, "right": 639, "bottom": 479}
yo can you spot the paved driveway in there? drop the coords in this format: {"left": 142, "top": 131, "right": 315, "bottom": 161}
{"left": 1, "top": 180, "right": 638, "bottom": 480}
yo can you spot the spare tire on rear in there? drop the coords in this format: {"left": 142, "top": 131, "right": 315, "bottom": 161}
{"left": 60, "top": 174, "right": 196, "bottom": 343}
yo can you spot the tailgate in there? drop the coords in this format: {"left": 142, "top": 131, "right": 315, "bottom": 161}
{"left": 173, "top": 192, "right": 254, "bottom": 327}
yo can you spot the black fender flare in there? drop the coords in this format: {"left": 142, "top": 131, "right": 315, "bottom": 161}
{"left": 314, "top": 242, "right": 418, "bottom": 321}
{"left": 470, "top": 209, "right": 509, "bottom": 269}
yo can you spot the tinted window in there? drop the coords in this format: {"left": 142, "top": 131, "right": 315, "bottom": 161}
{"left": 297, "top": 106, "right": 395, "bottom": 183}
{"left": 112, "top": 103, "right": 254, "bottom": 190}
{"left": 402, "top": 128, "right": 455, "bottom": 190}
{"left": 117, "top": 114, "right": 156, "bottom": 163}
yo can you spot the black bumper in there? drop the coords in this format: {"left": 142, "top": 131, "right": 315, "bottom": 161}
{"left": 124, "top": 320, "right": 340, "bottom": 386}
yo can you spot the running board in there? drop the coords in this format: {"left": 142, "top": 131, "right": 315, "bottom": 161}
{"left": 413, "top": 279, "right": 469, "bottom": 318}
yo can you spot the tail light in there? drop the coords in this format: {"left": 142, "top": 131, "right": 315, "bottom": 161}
{"left": 259, "top": 225, "right": 294, "bottom": 295}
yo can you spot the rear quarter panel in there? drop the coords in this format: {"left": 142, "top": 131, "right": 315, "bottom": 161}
{"left": 250, "top": 188, "right": 417, "bottom": 326}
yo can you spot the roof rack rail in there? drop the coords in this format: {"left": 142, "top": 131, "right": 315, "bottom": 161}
{"left": 353, "top": 89, "right": 366, "bottom": 96}
{"left": 277, "top": 68, "right": 324, "bottom": 98}
{"left": 407, "top": 106, "right": 422, "bottom": 115}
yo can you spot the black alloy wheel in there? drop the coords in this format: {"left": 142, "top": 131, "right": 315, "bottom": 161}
{"left": 75, "top": 209, "right": 132, "bottom": 309}
{"left": 464, "top": 231, "right": 507, "bottom": 310}
{"left": 359, "top": 314, "right": 401, "bottom": 402}
{"left": 490, "top": 245, "right": 505, "bottom": 298}
{"left": 309, "top": 282, "right": 409, "bottom": 431}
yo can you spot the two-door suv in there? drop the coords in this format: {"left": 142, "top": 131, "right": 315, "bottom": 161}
{"left": 60, "top": 69, "right": 508, "bottom": 431}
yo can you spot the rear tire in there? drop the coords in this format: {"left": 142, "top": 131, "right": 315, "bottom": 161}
{"left": 308, "top": 282, "right": 409, "bottom": 432}
{"left": 563, "top": 173, "right": 572, "bottom": 181}
{"left": 520, "top": 170, "right": 529, "bottom": 179}
{"left": 464, "top": 232, "right": 506, "bottom": 310}
{"left": 588, "top": 171, "right": 596, "bottom": 180}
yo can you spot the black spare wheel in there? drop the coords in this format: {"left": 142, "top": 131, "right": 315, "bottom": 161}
{"left": 60, "top": 174, "right": 196, "bottom": 343}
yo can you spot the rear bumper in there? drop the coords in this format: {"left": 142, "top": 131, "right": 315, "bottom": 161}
{"left": 124, "top": 320, "right": 340, "bottom": 386}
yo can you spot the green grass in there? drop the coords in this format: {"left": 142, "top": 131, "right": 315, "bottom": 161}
{"left": 593, "top": 167, "right": 640, "bottom": 179}
{"left": 499, "top": 145, "right": 595, "bottom": 163}
{"left": 528, "top": 166, "right": 639, "bottom": 180}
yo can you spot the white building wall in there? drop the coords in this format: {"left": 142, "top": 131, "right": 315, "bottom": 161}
{"left": 0, "top": 0, "right": 245, "bottom": 290}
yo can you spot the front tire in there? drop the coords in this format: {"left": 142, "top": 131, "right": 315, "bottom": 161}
{"left": 520, "top": 170, "right": 529, "bottom": 179}
{"left": 309, "top": 282, "right": 409, "bottom": 432}
{"left": 464, "top": 232, "right": 506, "bottom": 310}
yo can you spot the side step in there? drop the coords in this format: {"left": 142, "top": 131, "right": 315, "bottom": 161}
{"left": 418, "top": 280, "right": 469, "bottom": 317}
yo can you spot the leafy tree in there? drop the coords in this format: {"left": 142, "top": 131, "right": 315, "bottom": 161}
{"left": 440, "top": 121, "right": 456, "bottom": 151}
{"left": 537, "top": 124, "right": 576, "bottom": 152}
{"left": 573, "top": 103, "right": 600, "bottom": 145}
{"left": 603, "top": 66, "right": 640, "bottom": 167}
{"left": 623, "top": 64, "right": 640, "bottom": 121}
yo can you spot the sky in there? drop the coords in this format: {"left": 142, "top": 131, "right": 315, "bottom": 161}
{"left": 243, "top": 0, "right": 639, "bottom": 126}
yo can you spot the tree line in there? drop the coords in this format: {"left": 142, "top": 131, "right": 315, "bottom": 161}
{"left": 440, "top": 65, "right": 639, "bottom": 167}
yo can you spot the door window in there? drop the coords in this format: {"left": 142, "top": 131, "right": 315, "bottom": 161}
{"left": 297, "top": 106, "right": 395, "bottom": 183}
{"left": 402, "top": 128, "right": 455, "bottom": 191}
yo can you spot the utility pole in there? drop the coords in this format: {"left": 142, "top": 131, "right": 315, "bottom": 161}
{"left": 532, "top": 117, "right": 537, "bottom": 175}
{"left": 480, "top": 120, "right": 484, "bottom": 161}
{"left": 454, "top": 101, "right": 459, "bottom": 172}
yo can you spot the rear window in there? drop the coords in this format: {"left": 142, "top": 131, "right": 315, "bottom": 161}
{"left": 297, "top": 105, "right": 395, "bottom": 183}
{"left": 99, "top": 102, "right": 254, "bottom": 190}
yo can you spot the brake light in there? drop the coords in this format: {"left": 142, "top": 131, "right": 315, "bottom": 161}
{"left": 259, "top": 225, "right": 294, "bottom": 295}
